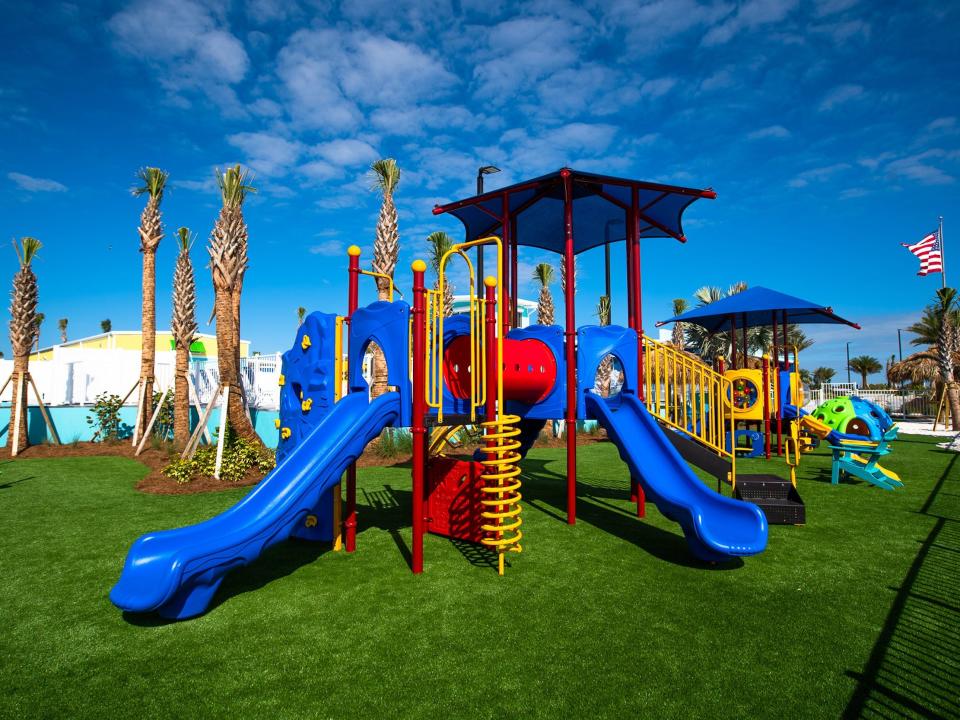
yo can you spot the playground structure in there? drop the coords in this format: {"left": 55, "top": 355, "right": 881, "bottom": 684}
{"left": 111, "top": 168, "right": 781, "bottom": 620}
{"left": 659, "top": 287, "right": 904, "bottom": 515}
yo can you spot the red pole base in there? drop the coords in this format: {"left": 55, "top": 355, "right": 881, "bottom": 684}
{"left": 635, "top": 481, "right": 646, "bottom": 518}
{"left": 345, "top": 463, "right": 357, "bottom": 552}
{"left": 566, "top": 422, "right": 576, "bottom": 525}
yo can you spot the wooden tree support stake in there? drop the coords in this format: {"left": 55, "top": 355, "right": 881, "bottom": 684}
{"left": 136, "top": 385, "right": 170, "bottom": 456}
{"left": 131, "top": 379, "right": 147, "bottom": 447}
{"left": 186, "top": 374, "right": 212, "bottom": 445}
{"left": 28, "top": 374, "right": 60, "bottom": 445}
{"left": 10, "top": 372, "right": 24, "bottom": 457}
{"left": 213, "top": 385, "right": 230, "bottom": 480}
{"left": 182, "top": 383, "right": 222, "bottom": 460}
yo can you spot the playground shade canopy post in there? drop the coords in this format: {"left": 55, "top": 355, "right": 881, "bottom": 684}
{"left": 655, "top": 286, "right": 860, "bottom": 332}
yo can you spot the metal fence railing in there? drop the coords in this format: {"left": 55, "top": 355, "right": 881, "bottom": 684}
{"left": 805, "top": 384, "right": 935, "bottom": 417}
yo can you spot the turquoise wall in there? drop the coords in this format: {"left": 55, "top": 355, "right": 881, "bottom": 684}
{"left": 0, "top": 405, "right": 281, "bottom": 449}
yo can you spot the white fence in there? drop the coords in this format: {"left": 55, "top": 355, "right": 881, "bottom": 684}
{"left": 0, "top": 351, "right": 283, "bottom": 410}
{"left": 805, "top": 384, "right": 935, "bottom": 417}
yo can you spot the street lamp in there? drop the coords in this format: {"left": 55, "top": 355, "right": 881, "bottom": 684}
{"left": 475, "top": 165, "right": 501, "bottom": 293}
{"left": 897, "top": 329, "right": 903, "bottom": 362}
{"left": 846, "top": 342, "right": 852, "bottom": 384}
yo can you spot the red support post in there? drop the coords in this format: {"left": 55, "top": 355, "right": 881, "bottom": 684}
{"left": 773, "top": 311, "right": 782, "bottom": 457}
{"left": 626, "top": 214, "right": 635, "bottom": 330}
{"left": 762, "top": 354, "right": 771, "bottom": 460}
{"left": 631, "top": 187, "right": 644, "bottom": 399}
{"left": 561, "top": 169, "right": 577, "bottom": 525}
{"left": 730, "top": 315, "right": 737, "bottom": 370}
{"left": 410, "top": 260, "right": 427, "bottom": 573}
{"left": 510, "top": 231, "right": 519, "bottom": 328}
{"left": 741, "top": 316, "right": 748, "bottom": 368}
{"left": 501, "top": 195, "right": 511, "bottom": 336}
{"left": 345, "top": 246, "right": 361, "bottom": 553}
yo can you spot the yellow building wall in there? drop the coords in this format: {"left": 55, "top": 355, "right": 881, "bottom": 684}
{"left": 29, "top": 332, "right": 250, "bottom": 361}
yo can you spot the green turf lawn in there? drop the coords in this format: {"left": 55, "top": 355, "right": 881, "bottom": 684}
{"left": 0, "top": 435, "right": 957, "bottom": 719}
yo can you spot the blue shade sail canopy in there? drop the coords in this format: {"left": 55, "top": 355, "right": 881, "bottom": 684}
{"left": 432, "top": 168, "right": 716, "bottom": 255}
{"left": 656, "top": 286, "right": 860, "bottom": 334}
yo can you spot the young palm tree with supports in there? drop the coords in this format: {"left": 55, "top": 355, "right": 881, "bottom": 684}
{"left": 171, "top": 227, "right": 198, "bottom": 445}
{"left": 8, "top": 237, "right": 41, "bottom": 455}
{"left": 532, "top": 263, "right": 555, "bottom": 325}
{"left": 370, "top": 158, "right": 401, "bottom": 397}
{"left": 132, "top": 167, "right": 169, "bottom": 440}
{"left": 208, "top": 165, "right": 263, "bottom": 446}
{"left": 57, "top": 317, "right": 67, "bottom": 343}
{"left": 426, "top": 231, "right": 454, "bottom": 316}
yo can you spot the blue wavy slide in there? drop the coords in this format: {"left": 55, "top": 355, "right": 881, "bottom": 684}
{"left": 110, "top": 392, "right": 400, "bottom": 620}
{"left": 584, "top": 393, "right": 768, "bottom": 562}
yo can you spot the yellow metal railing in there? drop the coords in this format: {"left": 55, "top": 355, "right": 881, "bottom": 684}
{"left": 643, "top": 336, "right": 736, "bottom": 485}
{"left": 359, "top": 269, "right": 402, "bottom": 302}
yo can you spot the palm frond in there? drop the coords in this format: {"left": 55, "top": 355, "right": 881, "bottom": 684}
{"left": 425, "top": 231, "right": 454, "bottom": 274}
{"left": 215, "top": 165, "right": 256, "bottom": 207}
{"left": 12, "top": 236, "right": 41, "bottom": 267}
{"left": 131, "top": 167, "right": 169, "bottom": 200}
{"left": 370, "top": 158, "right": 401, "bottom": 196}
{"left": 176, "top": 227, "right": 195, "bottom": 253}
{"left": 533, "top": 263, "right": 554, "bottom": 288}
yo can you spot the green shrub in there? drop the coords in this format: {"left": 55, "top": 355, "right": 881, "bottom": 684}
{"left": 86, "top": 393, "right": 126, "bottom": 442}
{"left": 376, "top": 428, "right": 413, "bottom": 458}
{"left": 162, "top": 429, "right": 276, "bottom": 484}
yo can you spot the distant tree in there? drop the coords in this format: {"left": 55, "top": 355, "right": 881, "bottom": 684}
{"left": 848, "top": 355, "right": 882, "bottom": 389}
{"left": 671, "top": 298, "right": 687, "bottom": 349}
{"left": 101, "top": 319, "right": 112, "bottom": 333}
{"left": 297, "top": 306, "right": 306, "bottom": 326}
{"left": 58, "top": 317, "right": 68, "bottom": 343}
{"left": 34, "top": 312, "right": 44, "bottom": 352}
{"left": 369, "top": 158, "right": 401, "bottom": 398}
{"left": 812, "top": 366, "right": 836, "bottom": 388}
{"left": 426, "top": 231, "right": 454, "bottom": 316}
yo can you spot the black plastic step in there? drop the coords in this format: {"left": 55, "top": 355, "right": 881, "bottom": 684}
{"left": 735, "top": 474, "right": 805, "bottom": 525}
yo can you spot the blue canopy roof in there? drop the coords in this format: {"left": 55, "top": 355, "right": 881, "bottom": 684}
{"left": 656, "top": 286, "right": 860, "bottom": 334}
{"left": 433, "top": 168, "right": 715, "bottom": 255}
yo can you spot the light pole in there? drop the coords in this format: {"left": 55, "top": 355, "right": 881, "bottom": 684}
{"left": 846, "top": 342, "right": 852, "bottom": 384}
{"left": 897, "top": 329, "right": 903, "bottom": 362}
{"left": 475, "top": 165, "right": 500, "bottom": 294}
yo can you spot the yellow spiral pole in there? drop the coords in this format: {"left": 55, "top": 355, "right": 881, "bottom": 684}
{"left": 479, "top": 413, "right": 523, "bottom": 575}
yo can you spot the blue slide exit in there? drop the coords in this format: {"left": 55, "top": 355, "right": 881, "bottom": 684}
{"left": 584, "top": 393, "right": 768, "bottom": 562}
{"left": 110, "top": 392, "right": 400, "bottom": 620}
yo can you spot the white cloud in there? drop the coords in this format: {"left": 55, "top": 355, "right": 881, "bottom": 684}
{"left": 226, "top": 132, "right": 302, "bottom": 176}
{"left": 885, "top": 150, "right": 955, "bottom": 186}
{"left": 639, "top": 77, "right": 678, "bottom": 99}
{"left": 787, "top": 162, "right": 850, "bottom": 188}
{"left": 7, "top": 172, "right": 67, "bottom": 192}
{"left": 818, "top": 83, "right": 865, "bottom": 111}
{"left": 107, "top": 0, "right": 249, "bottom": 110}
{"left": 313, "top": 139, "right": 379, "bottom": 166}
{"left": 813, "top": 0, "right": 859, "bottom": 17}
{"left": 747, "top": 125, "right": 791, "bottom": 140}
{"left": 309, "top": 239, "right": 346, "bottom": 255}
{"left": 471, "top": 16, "right": 585, "bottom": 101}
{"left": 608, "top": 0, "right": 733, "bottom": 52}
{"left": 702, "top": 0, "right": 799, "bottom": 46}
{"left": 276, "top": 28, "right": 457, "bottom": 131}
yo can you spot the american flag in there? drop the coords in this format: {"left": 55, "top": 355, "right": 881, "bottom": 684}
{"left": 902, "top": 229, "right": 943, "bottom": 276}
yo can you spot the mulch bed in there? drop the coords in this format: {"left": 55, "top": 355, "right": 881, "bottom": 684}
{"left": 10, "top": 430, "right": 608, "bottom": 496}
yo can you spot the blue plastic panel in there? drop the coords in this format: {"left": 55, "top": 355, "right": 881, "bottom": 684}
{"left": 348, "top": 300, "right": 411, "bottom": 427}
{"left": 576, "top": 325, "right": 639, "bottom": 420}
{"left": 504, "top": 324, "right": 566, "bottom": 420}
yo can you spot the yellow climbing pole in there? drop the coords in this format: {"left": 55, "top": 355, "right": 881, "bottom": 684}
{"left": 478, "top": 412, "right": 523, "bottom": 576}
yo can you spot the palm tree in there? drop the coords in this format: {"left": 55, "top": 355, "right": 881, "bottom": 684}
{"left": 848, "top": 355, "right": 882, "bottom": 389}
{"left": 812, "top": 366, "right": 836, "bottom": 388}
{"left": 671, "top": 298, "right": 687, "bottom": 348}
{"left": 931, "top": 288, "right": 960, "bottom": 428}
{"left": 297, "top": 306, "right": 306, "bottom": 326}
{"left": 532, "top": 263, "right": 555, "bottom": 325}
{"left": 208, "top": 165, "right": 262, "bottom": 446}
{"left": 34, "top": 313, "right": 44, "bottom": 353}
{"left": 171, "top": 227, "right": 198, "bottom": 445}
{"left": 426, "top": 231, "right": 454, "bottom": 316}
{"left": 560, "top": 255, "right": 577, "bottom": 297}
{"left": 370, "top": 158, "right": 401, "bottom": 398}
{"left": 101, "top": 319, "right": 111, "bottom": 333}
{"left": 900, "top": 287, "right": 960, "bottom": 428}
{"left": 686, "top": 282, "right": 749, "bottom": 362}
{"left": 596, "top": 295, "right": 613, "bottom": 395}
{"left": 8, "top": 237, "right": 41, "bottom": 455}
{"left": 132, "top": 166, "right": 169, "bottom": 440}
{"left": 57, "top": 317, "right": 67, "bottom": 343}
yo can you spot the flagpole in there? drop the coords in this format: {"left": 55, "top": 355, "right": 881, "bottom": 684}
{"left": 940, "top": 215, "right": 947, "bottom": 289}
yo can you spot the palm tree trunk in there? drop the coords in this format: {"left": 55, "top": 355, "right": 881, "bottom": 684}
{"left": 214, "top": 288, "right": 262, "bottom": 446}
{"left": 173, "top": 343, "right": 190, "bottom": 445}
{"left": 861, "top": 371, "right": 868, "bottom": 390}
{"left": 947, "top": 382, "right": 960, "bottom": 431}
{"left": 370, "top": 286, "right": 390, "bottom": 397}
{"left": 10, "top": 356, "right": 29, "bottom": 453}
{"left": 137, "top": 249, "right": 157, "bottom": 439}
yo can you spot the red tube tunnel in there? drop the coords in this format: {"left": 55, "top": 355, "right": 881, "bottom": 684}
{"left": 444, "top": 335, "right": 556, "bottom": 404}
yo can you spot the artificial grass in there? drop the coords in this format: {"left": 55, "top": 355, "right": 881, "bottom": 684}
{"left": 0, "top": 436, "right": 957, "bottom": 719}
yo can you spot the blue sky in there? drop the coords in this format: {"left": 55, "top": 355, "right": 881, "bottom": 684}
{"left": 2, "top": 0, "right": 959, "bottom": 382}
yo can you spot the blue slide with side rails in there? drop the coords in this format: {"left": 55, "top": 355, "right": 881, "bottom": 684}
{"left": 110, "top": 392, "right": 400, "bottom": 620}
{"left": 585, "top": 393, "right": 768, "bottom": 562}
